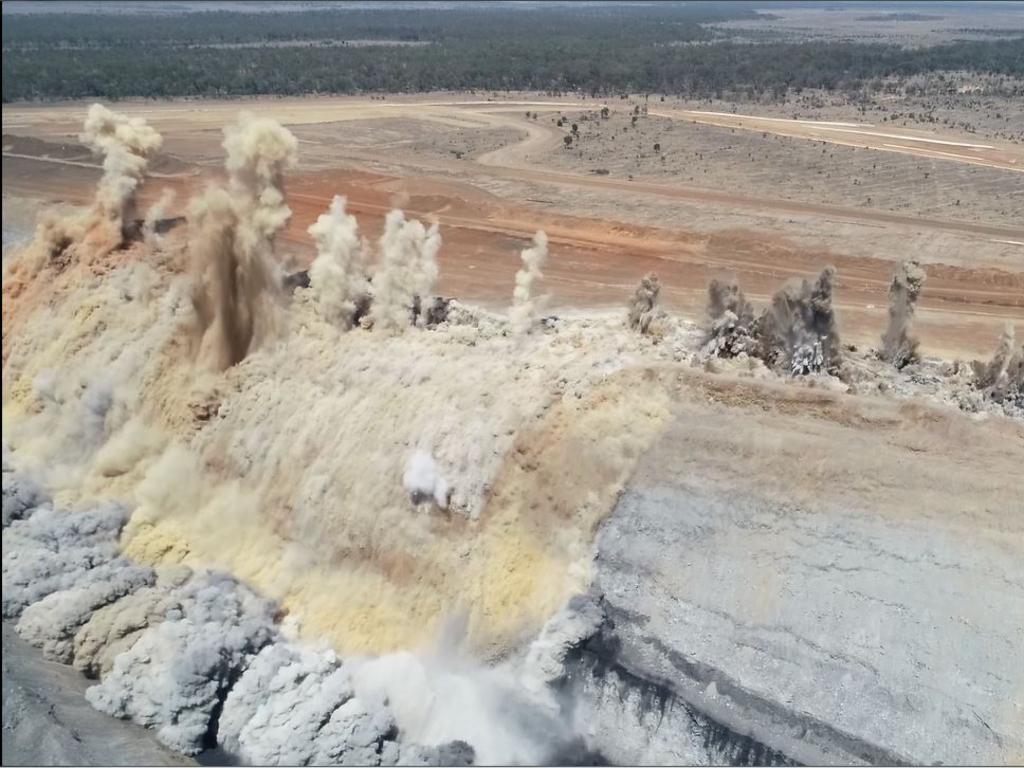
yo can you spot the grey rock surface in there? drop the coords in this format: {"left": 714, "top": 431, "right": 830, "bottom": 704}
{"left": 2, "top": 622, "right": 193, "bottom": 767}
{"left": 570, "top": 403, "right": 1024, "bottom": 766}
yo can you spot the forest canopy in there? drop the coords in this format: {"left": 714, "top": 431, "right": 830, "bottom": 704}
{"left": 3, "top": 4, "right": 1022, "bottom": 102}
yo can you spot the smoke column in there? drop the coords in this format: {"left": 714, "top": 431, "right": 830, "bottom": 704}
{"left": 80, "top": 103, "right": 164, "bottom": 247}
{"left": 972, "top": 324, "right": 1024, "bottom": 405}
{"left": 880, "top": 260, "right": 927, "bottom": 369}
{"left": 369, "top": 209, "right": 441, "bottom": 332}
{"left": 509, "top": 230, "right": 549, "bottom": 335}
{"left": 28, "top": 104, "right": 163, "bottom": 265}
{"left": 758, "top": 266, "right": 842, "bottom": 375}
{"left": 307, "top": 195, "right": 369, "bottom": 330}
{"left": 626, "top": 272, "right": 664, "bottom": 336}
{"left": 702, "top": 276, "right": 757, "bottom": 356}
{"left": 189, "top": 113, "right": 297, "bottom": 371}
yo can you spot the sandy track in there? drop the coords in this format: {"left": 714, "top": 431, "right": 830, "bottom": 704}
{"left": 7, "top": 94, "right": 1021, "bottom": 169}
{"left": 649, "top": 108, "right": 1023, "bottom": 172}
{"left": 471, "top": 158, "right": 1024, "bottom": 241}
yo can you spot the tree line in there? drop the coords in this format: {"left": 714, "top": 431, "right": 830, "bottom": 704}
{"left": 2, "top": 5, "right": 1021, "bottom": 102}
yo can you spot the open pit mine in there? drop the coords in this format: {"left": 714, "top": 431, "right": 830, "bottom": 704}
{"left": 2, "top": 105, "right": 1023, "bottom": 767}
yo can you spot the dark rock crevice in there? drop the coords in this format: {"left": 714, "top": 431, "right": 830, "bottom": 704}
{"left": 561, "top": 610, "right": 797, "bottom": 766}
{"left": 559, "top": 599, "right": 914, "bottom": 766}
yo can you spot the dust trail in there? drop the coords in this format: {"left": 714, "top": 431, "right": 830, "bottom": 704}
{"left": 189, "top": 113, "right": 297, "bottom": 371}
{"left": 308, "top": 195, "right": 370, "bottom": 330}
{"left": 880, "top": 260, "right": 927, "bottom": 369}
{"left": 369, "top": 210, "right": 441, "bottom": 332}
{"left": 509, "top": 230, "right": 549, "bottom": 335}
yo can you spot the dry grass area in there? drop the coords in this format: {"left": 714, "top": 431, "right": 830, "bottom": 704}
{"left": 710, "top": 6, "right": 1024, "bottom": 46}
{"left": 664, "top": 76, "right": 1024, "bottom": 144}
{"left": 541, "top": 111, "right": 1023, "bottom": 228}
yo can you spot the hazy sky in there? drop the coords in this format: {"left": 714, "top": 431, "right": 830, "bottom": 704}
{"left": 4, "top": 0, "right": 1022, "bottom": 15}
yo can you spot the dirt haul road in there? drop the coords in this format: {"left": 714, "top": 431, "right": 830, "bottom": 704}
{"left": 3, "top": 95, "right": 1022, "bottom": 358}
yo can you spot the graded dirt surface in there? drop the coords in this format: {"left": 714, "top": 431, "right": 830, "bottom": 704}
{"left": 3, "top": 93, "right": 1022, "bottom": 359}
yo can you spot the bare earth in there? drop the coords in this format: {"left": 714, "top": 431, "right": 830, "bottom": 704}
{"left": 3, "top": 92, "right": 1022, "bottom": 359}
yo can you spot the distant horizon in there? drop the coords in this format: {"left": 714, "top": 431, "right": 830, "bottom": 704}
{"left": 4, "top": 0, "right": 1023, "bottom": 15}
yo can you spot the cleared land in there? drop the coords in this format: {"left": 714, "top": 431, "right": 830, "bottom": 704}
{"left": 3, "top": 93, "right": 1022, "bottom": 359}
{"left": 711, "top": 6, "right": 1024, "bottom": 45}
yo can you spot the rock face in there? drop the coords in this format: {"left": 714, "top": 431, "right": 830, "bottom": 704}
{"left": 564, "top": 397, "right": 1024, "bottom": 766}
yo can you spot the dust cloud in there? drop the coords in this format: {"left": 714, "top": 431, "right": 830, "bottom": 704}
{"left": 3, "top": 103, "right": 1020, "bottom": 767}
{"left": 369, "top": 209, "right": 441, "bottom": 332}
{"left": 142, "top": 188, "right": 176, "bottom": 252}
{"left": 972, "top": 324, "right": 1024, "bottom": 406}
{"left": 702, "top": 276, "right": 757, "bottom": 357}
{"left": 189, "top": 113, "right": 296, "bottom": 371}
{"left": 758, "top": 266, "right": 843, "bottom": 376}
{"left": 627, "top": 272, "right": 668, "bottom": 337}
{"left": 699, "top": 268, "right": 842, "bottom": 376}
{"left": 23, "top": 104, "right": 163, "bottom": 271}
{"left": 80, "top": 103, "right": 164, "bottom": 247}
{"left": 307, "top": 195, "right": 370, "bottom": 330}
{"left": 509, "top": 230, "right": 549, "bottom": 334}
